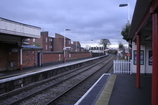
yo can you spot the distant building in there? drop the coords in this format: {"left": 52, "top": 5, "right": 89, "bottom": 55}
{"left": 25, "top": 31, "right": 54, "bottom": 51}
{"left": 53, "top": 33, "right": 71, "bottom": 51}
{"left": 24, "top": 32, "right": 87, "bottom": 52}
{"left": 89, "top": 47, "right": 104, "bottom": 53}
{"left": 41, "top": 31, "right": 53, "bottom": 51}
{"left": 70, "top": 41, "right": 81, "bottom": 52}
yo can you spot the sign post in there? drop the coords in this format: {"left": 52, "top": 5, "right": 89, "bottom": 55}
{"left": 127, "top": 53, "right": 130, "bottom": 61}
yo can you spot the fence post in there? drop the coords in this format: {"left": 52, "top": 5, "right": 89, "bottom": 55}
{"left": 121, "top": 60, "right": 123, "bottom": 73}
{"left": 113, "top": 60, "right": 131, "bottom": 74}
{"left": 113, "top": 60, "right": 115, "bottom": 73}
{"left": 130, "top": 60, "right": 132, "bottom": 74}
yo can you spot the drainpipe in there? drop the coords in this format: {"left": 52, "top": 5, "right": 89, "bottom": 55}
{"left": 20, "top": 48, "right": 22, "bottom": 70}
{"left": 19, "top": 38, "right": 25, "bottom": 70}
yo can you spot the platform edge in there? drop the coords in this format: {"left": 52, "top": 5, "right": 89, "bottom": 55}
{"left": 95, "top": 74, "right": 117, "bottom": 105}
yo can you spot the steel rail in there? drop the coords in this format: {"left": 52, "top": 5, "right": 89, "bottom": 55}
{"left": 2, "top": 56, "right": 111, "bottom": 105}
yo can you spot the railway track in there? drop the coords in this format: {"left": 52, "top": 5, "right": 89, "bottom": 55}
{"left": 0, "top": 55, "right": 114, "bottom": 105}
{"left": 47, "top": 56, "right": 114, "bottom": 105}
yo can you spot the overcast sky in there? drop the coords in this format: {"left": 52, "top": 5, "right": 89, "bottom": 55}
{"left": 0, "top": 0, "right": 136, "bottom": 48}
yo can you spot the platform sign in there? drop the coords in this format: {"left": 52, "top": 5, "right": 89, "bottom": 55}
{"left": 133, "top": 50, "right": 144, "bottom": 65}
{"left": 149, "top": 51, "right": 152, "bottom": 65}
{"left": 127, "top": 53, "right": 130, "bottom": 56}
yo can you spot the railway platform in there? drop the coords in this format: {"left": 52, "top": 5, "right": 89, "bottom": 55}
{"left": 0, "top": 56, "right": 105, "bottom": 80}
{"left": 75, "top": 74, "right": 151, "bottom": 105}
{"left": 108, "top": 74, "right": 151, "bottom": 105}
{"left": 0, "top": 55, "right": 151, "bottom": 105}
{"left": 0, "top": 55, "right": 108, "bottom": 94}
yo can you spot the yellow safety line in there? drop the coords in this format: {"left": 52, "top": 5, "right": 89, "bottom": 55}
{"left": 95, "top": 74, "right": 117, "bottom": 105}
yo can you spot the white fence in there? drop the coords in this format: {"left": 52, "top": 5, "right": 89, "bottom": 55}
{"left": 113, "top": 60, "right": 131, "bottom": 74}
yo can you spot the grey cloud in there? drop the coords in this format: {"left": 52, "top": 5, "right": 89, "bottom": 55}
{"left": 0, "top": 0, "right": 136, "bottom": 47}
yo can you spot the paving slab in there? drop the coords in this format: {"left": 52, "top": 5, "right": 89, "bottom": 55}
{"left": 108, "top": 74, "right": 151, "bottom": 105}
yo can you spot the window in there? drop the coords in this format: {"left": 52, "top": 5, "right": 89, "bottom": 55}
{"left": 69, "top": 54, "right": 71, "bottom": 58}
{"left": 33, "top": 38, "right": 35, "bottom": 42}
{"left": 46, "top": 45, "right": 47, "bottom": 50}
{"left": 49, "top": 45, "right": 52, "bottom": 48}
{"left": 49, "top": 38, "right": 52, "bottom": 41}
{"left": 46, "top": 38, "right": 47, "bottom": 42}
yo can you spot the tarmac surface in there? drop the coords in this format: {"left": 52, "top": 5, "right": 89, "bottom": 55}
{"left": 108, "top": 74, "right": 151, "bottom": 105}
{"left": 75, "top": 73, "right": 151, "bottom": 105}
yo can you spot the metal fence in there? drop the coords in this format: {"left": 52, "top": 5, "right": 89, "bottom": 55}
{"left": 113, "top": 60, "right": 131, "bottom": 74}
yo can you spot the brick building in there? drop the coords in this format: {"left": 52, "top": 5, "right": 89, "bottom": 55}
{"left": 25, "top": 31, "right": 54, "bottom": 51}
{"left": 0, "top": 17, "right": 92, "bottom": 72}
{"left": 25, "top": 32, "right": 87, "bottom": 53}
{"left": 72, "top": 41, "right": 80, "bottom": 52}
{"left": 0, "top": 17, "right": 41, "bottom": 71}
{"left": 53, "top": 33, "right": 71, "bottom": 51}
{"left": 41, "top": 31, "right": 53, "bottom": 51}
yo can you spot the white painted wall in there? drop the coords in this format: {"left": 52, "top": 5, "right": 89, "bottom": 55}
{"left": 145, "top": 44, "right": 152, "bottom": 73}
{"left": 0, "top": 17, "right": 40, "bottom": 38}
{"left": 131, "top": 42, "right": 152, "bottom": 74}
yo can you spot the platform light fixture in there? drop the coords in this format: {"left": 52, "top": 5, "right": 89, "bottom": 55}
{"left": 63, "top": 29, "right": 71, "bottom": 63}
{"left": 119, "top": 3, "right": 130, "bottom": 22}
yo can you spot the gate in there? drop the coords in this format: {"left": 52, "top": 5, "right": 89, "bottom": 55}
{"left": 113, "top": 60, "right": 131, "bottom": 74}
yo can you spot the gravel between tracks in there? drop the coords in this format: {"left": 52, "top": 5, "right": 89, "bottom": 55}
{"left": 19, "top": 63, "right": 104, "bottom": 105}
{"left": 0, "top": 56, "right": 112, "bottom": 105}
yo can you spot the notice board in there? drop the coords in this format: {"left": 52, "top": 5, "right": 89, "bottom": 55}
{"left": 133, "top": 50, "right": 144, "bottom": 65}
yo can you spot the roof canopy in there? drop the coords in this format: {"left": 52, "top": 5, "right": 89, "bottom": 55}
{"left": 128, "top": 0, "right": 152, "bottom": 44}
{"left": 22, "top": 45, "right": 43, "bottom": 50}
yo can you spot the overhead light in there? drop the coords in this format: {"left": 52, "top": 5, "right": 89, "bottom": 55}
{"left": 119, "top": 4, "right": 128, "bottom": 7}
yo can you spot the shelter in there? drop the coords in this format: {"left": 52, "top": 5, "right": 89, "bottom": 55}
{"left": 0, "top": 17, "right": 41, "bottom": 71}
{"left": 129, "top": 0, "right": 158, "bottom": 105}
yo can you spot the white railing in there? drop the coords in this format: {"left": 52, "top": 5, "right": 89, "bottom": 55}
{"left": 113, "top": 60, "right": 131, "bottom": 74}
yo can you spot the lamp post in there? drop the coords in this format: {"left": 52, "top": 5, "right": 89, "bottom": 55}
{"left": 63, "top": 29, "right": 71, "bottom": 63}
{"left": 119, "top": 3, "right": 130, "bottom": 22}
{"left": 119, "top": 3, "right": 130, "bottom": 61}
{"left": 74, "top": 30, "right": 78, "bottom": 52}
{"left": 75, "top": 41, "right": 77, "bottom": 52}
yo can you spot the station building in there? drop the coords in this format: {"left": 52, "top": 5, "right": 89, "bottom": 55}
{"left": 0, "top": 17, "right": 42, "bottom": 71}
{"left": 129, "top": 0, "right": 158, "bottom": 104}
{"left": 0, "top": 17, "right": 92, "bottom": 72}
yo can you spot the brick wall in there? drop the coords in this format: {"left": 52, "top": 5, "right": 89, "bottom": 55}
{"left": 41, "top": 31, "right": 48, "bottom": 51}
{"left": 0, "top": 47, "right": 9, "bottom": 71}
{"left": 68, "top": 52, "right": 91, "bottom": 60}
{"left": 0, "top": 43, "right": 19, "bottom": 71}
{"left": 41, "top": 31, "right": 54, "bottom": 51}
{"left": 54, "top": 38, "right": 64, "bottom": 51}
{"left": 48, "top": 37, "right": 53, "bottom": 51}
{"left": 43, "top": 52, "right": 63, "bottom": 63}
{"left": 22, "top": 50, "right": 37, "bottom": 67}
{"left": 0, "top": 44, "right": 41, "bottom": 71}
{"left": 0, "top": 42, "right": 91, "bottom": 71}
{"left": 54, "top": 33, "right": 72, "bottom": 51}
{"left": 42, "top": 51, "right": 91, "bottom": 64}
{"left": 54, "top": 33, "right": 64, "bottom": 51}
